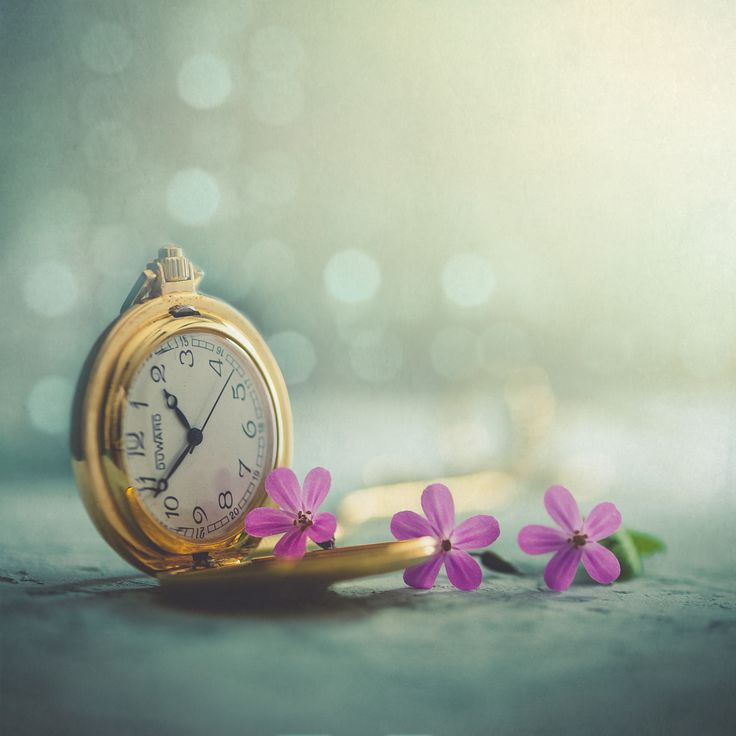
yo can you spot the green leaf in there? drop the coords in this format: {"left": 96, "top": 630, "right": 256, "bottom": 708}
{"left": 475, "top": 550, "right": 523, "bottom": 576}
{"left": 627, "top": 529, "right": 666, "bottom": 558}
{"left": 598, "top": 529, "right": 643, "bottom": 581}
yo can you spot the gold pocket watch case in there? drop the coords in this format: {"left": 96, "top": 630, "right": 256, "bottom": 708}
{"left": 71, "top": 246, "right": 434, "bottom": 591}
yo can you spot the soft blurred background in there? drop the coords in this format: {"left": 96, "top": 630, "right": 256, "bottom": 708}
{"left": 1, "top": 0, "right": 735, "bottom": 517}
{"left": 2, "top": 4, "right": 736, "bottom": 736}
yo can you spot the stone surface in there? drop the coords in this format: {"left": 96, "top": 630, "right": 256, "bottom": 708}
{"left": 1, "top": 473, "right": 734, "bottom": 736}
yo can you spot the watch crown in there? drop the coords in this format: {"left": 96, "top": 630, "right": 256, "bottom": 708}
{"left": 158, "top": 245, "right": 191, "bottom": 282}
{"left": 120, "top": 244, "right": 204, "bottom": 312}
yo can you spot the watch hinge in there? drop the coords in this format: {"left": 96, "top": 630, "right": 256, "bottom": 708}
{"left": 191, "top": 552, "right": 216, "bottom": 569}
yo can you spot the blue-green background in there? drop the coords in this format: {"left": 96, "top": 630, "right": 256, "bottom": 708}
{"left": 2, "top": 0, "right": 734, "bottom": 488}
{"left": 1, "top": 4, "right": 736, "bottom": 736}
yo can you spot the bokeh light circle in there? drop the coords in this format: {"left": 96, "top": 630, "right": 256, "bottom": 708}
{"left": 23, "top": 260, "right": 79, "bottom": 317}
{"left": 323, "top": 249, "right": 381, "bottom": 304}
{"left": 441, "top": 253, "right": 495, "bottom": 307}
{"left": 166, "top": 168, "right": 221, "bottom": 226}
{"left": 27, "top": 375, "right": 74, "bottom": 435}
{"left": 177, "top": 53, "right": 233, "bottom": 109}
{"left": 267, "top": 331, "right": 317, "bottom": 386}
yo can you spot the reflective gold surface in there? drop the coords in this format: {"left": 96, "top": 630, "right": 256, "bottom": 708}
{"left": 157, "top": 537, "right": 437, "bottom": 593}
{"left": 71, "top": 249, "right": 293, "bottom": 574}
{"left": 335, "top": 470, "right": 517, "bottom": 538}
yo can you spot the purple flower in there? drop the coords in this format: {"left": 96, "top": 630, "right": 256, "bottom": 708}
{"left": 518, "top": 485, "right": 622, "bottom": 591}
{"left": 390, "top": 483, "right": 500, "bottom": 591}
{"left": 244, "top": 467, "right": 337, "bottom": 559}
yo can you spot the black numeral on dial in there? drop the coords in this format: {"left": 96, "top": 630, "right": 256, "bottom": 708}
{"left": 164, "top": 495, "right": 179, "bottom": 518}
{"left": 126, "top": 431, "right": 145, "bottom": 456}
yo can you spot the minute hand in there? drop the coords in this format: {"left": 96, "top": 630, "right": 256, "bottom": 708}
{"left": 190, "top": 368, "right": 235, "bottom": 453}
{"left": 155, "top": 438, "right": 196, "bottom": 496}
{"left": 161, "top": 443, "right": 191, "bottom": 485}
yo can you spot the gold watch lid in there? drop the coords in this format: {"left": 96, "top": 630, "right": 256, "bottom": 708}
{"left": 157, "top": 537, "right": 437, "bottom": 594}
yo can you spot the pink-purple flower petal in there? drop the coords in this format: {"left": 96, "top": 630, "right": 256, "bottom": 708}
{"left": 444, "top": 549, "right": 484, "bottom": 590}
{"left": 517, "top": 524, "right": 568, "bottom": 554}
{"left": 581, "top": 541, "right": 621, "bottom": 584}
{"left": 403, "top": 553, "right": 444, "bottom": 589}
{"left": 302, "top": 466, "right": 331, "bottom": 512}
{"left": 306, "top": 511, "right": 337, "bottom": 544}
{"left": 543, "top": 485, "right": 583, "bottom": 534}
{"left": 450, "top": 514, "right": 500, "bottom": 551}
{"left": 543, "top": 544, "right": 583, "bottom": 591}
{"left": 582, "top": 502, "right": 622, "bottom": 542}
{"left": 244, "top": 507, "right": 295, "bottom": 538}
{"left": 272, "top": 527, "right": 308, "bottom": 559}
{"left": 390, "top": 510, "right": 438, "bottom": 541}
{"left": 421, "top": 483, "right": 455, "bottom": 537}
{"left": 265, "top": 467, "right": 302, "bottom": 513}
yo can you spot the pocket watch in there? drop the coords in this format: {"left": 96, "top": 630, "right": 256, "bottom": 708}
{"left": 71, "top": 246, "right": 434, "bottom": 593}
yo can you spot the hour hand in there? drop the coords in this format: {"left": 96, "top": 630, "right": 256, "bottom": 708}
{"left": 163, "top": 389, "right": 191, "bottom": 431}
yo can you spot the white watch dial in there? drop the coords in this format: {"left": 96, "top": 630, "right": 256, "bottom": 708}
{"left": 121, "top": 330, "right": 277, "bottom": 543}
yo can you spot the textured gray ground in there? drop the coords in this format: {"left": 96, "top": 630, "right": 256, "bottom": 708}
{"left": 1, "top": 473, "right": 734, "bottom": 736}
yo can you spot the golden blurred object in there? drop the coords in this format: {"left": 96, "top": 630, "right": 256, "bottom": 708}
{"left": 336, "top": 470, "right": 518, "bottom": 538}
{"left": 504, "top": 366, "right": 557, "bottom": 476}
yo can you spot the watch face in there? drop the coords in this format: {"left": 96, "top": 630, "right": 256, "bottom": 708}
{"left": 121, "top": 330, "right": 277, "bottom": 545}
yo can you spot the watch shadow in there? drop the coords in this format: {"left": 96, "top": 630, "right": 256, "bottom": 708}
{"left": 17, "top": 570, "right": 444, "bottom": 619}
{"left": 152, "top": 581, "right": 438, "bottom": 618}
{"left": 16, "top": 567, "right": 563, "bottom": 621}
